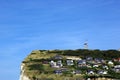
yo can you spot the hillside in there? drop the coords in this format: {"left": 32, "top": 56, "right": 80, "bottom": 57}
{"left": 20, "top": 49, "right": 120, "bottom": 80}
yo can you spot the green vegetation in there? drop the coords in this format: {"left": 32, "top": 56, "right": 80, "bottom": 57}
{"left": 62, "top": 49, "right": 120, "bottom": 59}
{"left": 22, "top": 49, "right": 120, "bottom": 80}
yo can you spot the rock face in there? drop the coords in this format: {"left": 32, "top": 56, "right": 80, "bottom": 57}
{"left": 19, "top": 63, "right": 30, "bottom": 80}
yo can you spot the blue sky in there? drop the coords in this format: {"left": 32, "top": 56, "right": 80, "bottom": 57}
{"left": 0, "top": 0, "right": 120, "bottom": 80}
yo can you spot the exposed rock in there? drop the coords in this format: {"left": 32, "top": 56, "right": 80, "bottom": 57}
{"left": 19, "top": 63, "right": 30, "bottom": 80}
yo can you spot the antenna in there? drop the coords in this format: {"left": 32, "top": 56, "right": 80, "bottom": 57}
{"left": 84, "top": 40, "right": 88, "bottom": 49}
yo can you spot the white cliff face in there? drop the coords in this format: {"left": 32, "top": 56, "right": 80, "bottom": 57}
{"left": 20, "top": 74, "right": 30, "bottom": 80}
{"left": 19, "top": 63, "right": 30, "bottom": 80}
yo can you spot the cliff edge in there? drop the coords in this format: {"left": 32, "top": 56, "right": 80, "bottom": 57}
{"left": 20, "top": 49, "right": 120, "bottom": 80}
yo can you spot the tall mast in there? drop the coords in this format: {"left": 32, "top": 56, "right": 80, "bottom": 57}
{"left": 84, "top": 40, "right": 88, "bottom": 49}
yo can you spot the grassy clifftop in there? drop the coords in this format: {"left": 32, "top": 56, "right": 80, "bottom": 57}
{"left": 22, "top": 49, "right": 120, "bottom": 80}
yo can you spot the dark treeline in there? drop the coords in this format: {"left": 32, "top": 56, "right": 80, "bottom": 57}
{"left": 47, "top": 49, "right": 120, "bottom": 59}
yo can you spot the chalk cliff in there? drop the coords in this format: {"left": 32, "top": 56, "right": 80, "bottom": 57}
{"left": 20, "top": 64, "right": 30, "bottom": 80}
{"left": 19, "top": 49, "right": 120, "bottom": 80}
